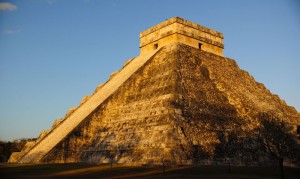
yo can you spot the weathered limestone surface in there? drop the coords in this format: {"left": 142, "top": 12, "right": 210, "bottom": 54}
{"left": 9, "top": 17, "right": 299, "bottom": 165}
{"left": 41, "top": 43, "right": 299, "bottom": 165}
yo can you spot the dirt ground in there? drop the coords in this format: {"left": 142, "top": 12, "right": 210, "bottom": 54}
{"left": 0, "top": 163, "right": 299, "bottom": 179}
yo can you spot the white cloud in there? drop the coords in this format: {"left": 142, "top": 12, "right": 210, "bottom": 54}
{"left": 46, "top": 0, "right": 57, "bottom": 4}
{"left": 3, "top": 29, "right": 21, "bottom": 35}
{"left": 0, "top": 2, "right": 17, "bottom": 11}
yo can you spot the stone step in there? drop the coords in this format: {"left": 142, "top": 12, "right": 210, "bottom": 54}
{"left": 17, "top": 49, "right": 162, "bottom": 163}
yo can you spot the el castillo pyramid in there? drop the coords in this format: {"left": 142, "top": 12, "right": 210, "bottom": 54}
{"left": 9, "top": 17, "right": 299, "bottom": 165}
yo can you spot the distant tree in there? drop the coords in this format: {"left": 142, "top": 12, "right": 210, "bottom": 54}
{"left": 0, "top": 141, "right": 7, "bottom": 162}
{"left": 0, "top": 141, "right": 14, "bottom": 162}
{"left": 12, "top": 138, "right": 30, "bottom": 151}
{"left": 258, "top": 113, "right": 299, "bottom": 179}
{"left": 215, "top": 129, "right": 242, "bottom": 173}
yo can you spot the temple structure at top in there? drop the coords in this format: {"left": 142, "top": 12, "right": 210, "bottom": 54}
{"left": 140, "top": 17, "right": 224, "bottom": 56}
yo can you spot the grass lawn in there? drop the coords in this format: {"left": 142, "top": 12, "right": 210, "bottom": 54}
{"left": 0, "top": 163, "right": 299, "bottom": 179}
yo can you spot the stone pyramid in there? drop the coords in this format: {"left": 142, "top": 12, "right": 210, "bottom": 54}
{"left": 9, "top": 17, "right": 299, "bottom": 165}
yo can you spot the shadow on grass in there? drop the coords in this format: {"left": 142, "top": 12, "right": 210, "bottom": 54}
{"left": 0, "top": 163, "right": 299, "bottom": 179}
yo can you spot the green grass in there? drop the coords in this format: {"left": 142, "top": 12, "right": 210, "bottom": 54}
{"left": 0, "top": 163, "right": 299, "bottom": 179}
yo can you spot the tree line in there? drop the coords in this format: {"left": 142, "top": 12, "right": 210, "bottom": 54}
{"left": 0, "top": 138, "right": 36, "bottom": 162}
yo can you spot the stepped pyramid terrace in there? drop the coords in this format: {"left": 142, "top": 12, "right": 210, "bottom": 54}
{"left": 9, "top": 17, "right": 300, "bottom": 166}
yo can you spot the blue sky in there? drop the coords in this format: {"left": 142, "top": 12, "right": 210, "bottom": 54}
{"left": 0, "top": 0, "right": 299, "bottom": 141}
